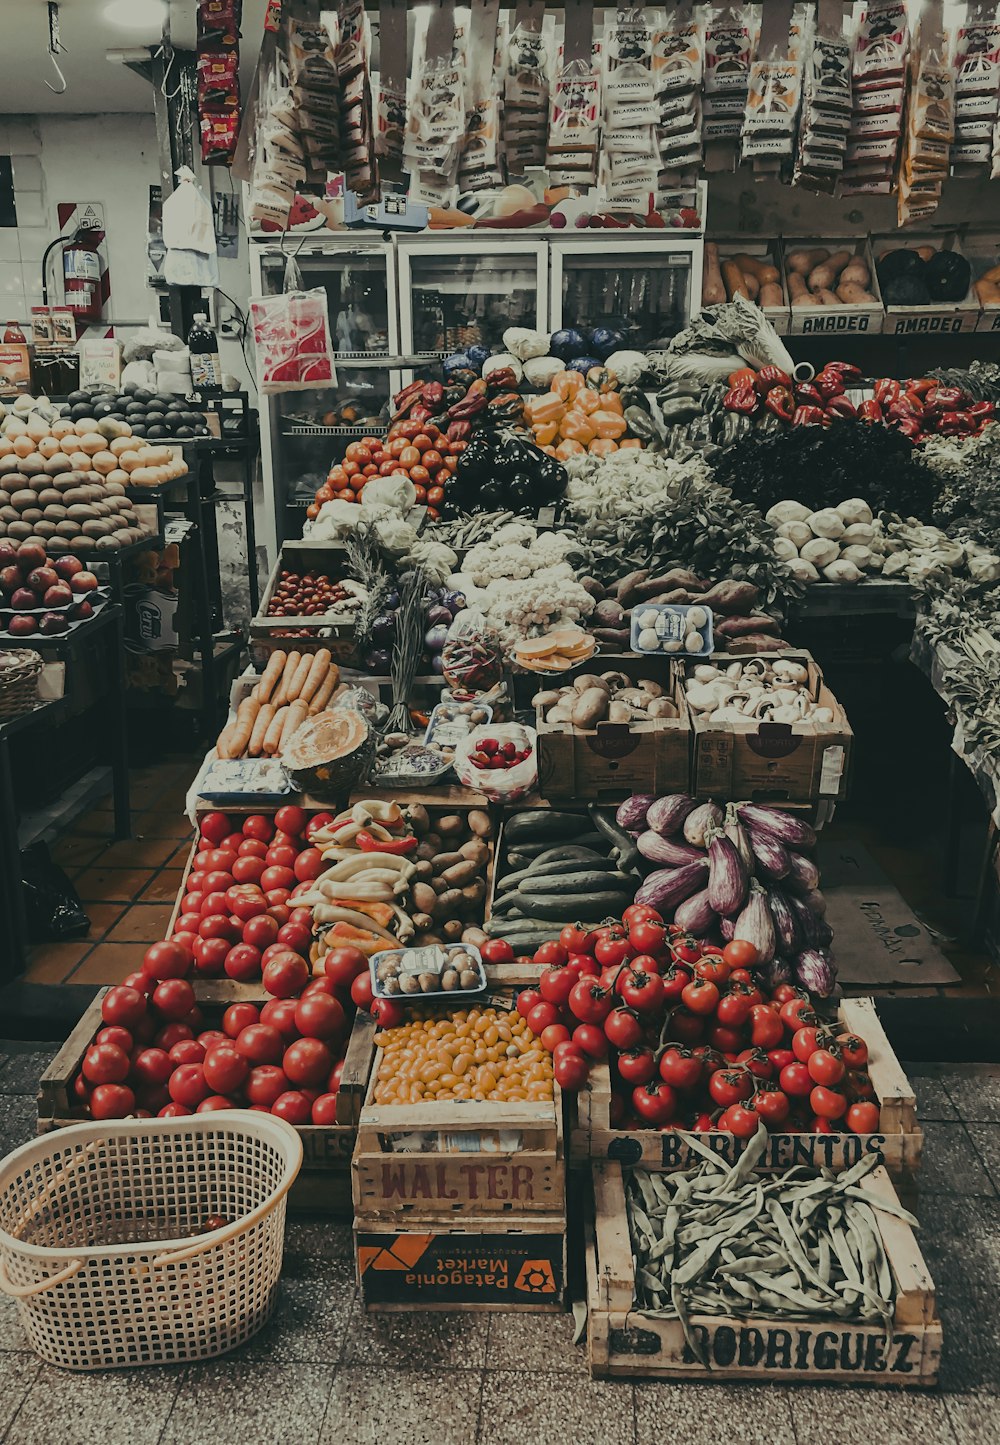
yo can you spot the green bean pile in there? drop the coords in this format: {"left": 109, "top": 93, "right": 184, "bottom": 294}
{"left": 625, "top": 1124, "right": 917, "bottom": 1368}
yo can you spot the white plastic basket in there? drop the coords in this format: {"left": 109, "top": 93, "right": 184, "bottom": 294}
{"left": 0, "top": 1112, "right": 303, "bottom": 1371}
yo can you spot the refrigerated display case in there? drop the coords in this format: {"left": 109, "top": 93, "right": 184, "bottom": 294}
{"left": 550, "top": 233, "right": 704, "bottom": 349}
{"left": 397, "top": 238, "right": 548, "bottom": 358}
{"left": 250, "top": 237, "right": 400, "bottom": 555}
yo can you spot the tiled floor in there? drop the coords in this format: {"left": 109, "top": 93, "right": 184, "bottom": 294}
{"left": 0, "top": 1053, "right": 990, "bottom": 1442}
{"left": 24, "top": 760, "right": 196, "bottom": 987}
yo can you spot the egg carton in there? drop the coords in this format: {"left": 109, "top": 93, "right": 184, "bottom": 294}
{"left": 631, "top": 604, "right": 713, "bottom": 658}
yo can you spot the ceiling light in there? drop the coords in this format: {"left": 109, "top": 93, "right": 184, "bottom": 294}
{"left": 103, "top": 0, "right": 167, "bottom": 29}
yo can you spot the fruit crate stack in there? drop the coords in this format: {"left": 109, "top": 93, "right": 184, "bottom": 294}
{"left": 352, "top": 994, "right": 568, "bottom": 1312}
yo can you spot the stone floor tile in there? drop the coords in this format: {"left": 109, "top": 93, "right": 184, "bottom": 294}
{"left": 342, "top": 1302, "right": 488, "bottom": 1369}
{"left": 486, "top": 1311, "right": 587, "bottom": 1374}
{"left": 938, "top": 1070, "right": 1000, "bottom": 1123}
{"left": 318, "top": 1367, "right": 480, "bottom": 1445}
{"left": 20, "top": 942, "right": 92, "bottom": 984}
{"left": 636, "top": 1381, "right": 794, "bottom": 1445}
{"left": 945, "top": 1394, "right": 1000, "bottom": 1440}
{"left": 283, "top": 1218, "right": 353, "bottom": 1263}
{"left": 161, "top": 1362, "right": 334, "bottom": 1445}
{"left": 0, "top": 1355, "right": 38, "bottom": 1437}
{"left": 963, "top": 1125, "right": 1000, "bottom": 1195}
{"left": 7, "top": 1362, "right": 182, "bottom": 1445}
{"left": 788, "top": 1388, "right": 957, "bottom": 1445}
{"left": 0, "top": 1294, "right": 27, "bottom": 1352}
{"left": 907, "top": 1072, "right": 959, "bottom": 1121}
{"left": 0, "top": 1097, "right": 38, "bottom": 1157}
{"left": 231, "top": 1267, "right": 355, "bottom": 1366}
{"left": 0, "top": 1051, "right": 56, "bottom": 1095}
{"left": 916, "top": 1121, "right": 996, "bottom": 1196}
{"left": 479, "top": 1369, "right": 633, "bottom": 1445}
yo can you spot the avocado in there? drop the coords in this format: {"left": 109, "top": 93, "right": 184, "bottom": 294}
{"left": 175, "top": 426, "right": 195, "bottom": 439}
{"left": 67, "top": 390, "right": 88, "bottom": 405}
{"left": 144, "top": 410, "right": 165, "bottom": 425}
{"left": 133, "top": 389, "right": 154, "bottom": 404}
{"left": 153, "top": 393, "right": 176, "bottom": 408}
{"left": 123, "top": 383, "right": 138, "bottom": 396}
{"left": 93, "top": 401, "right": 115, "bottom": 418}
{"left": 125, "top": 401, "right": 146, "bottom": 415}
{"left": 145, "top": 425, "right": 167, "bottom": 439}
{"left": 129, "top": 423, "right": 147, "bottom": 437}
{"left": 70, "top": 402, "right": 93, "bottom": 420}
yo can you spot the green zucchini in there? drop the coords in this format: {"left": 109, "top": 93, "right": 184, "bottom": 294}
{"left": 497, "top": 855, "right": 617, "bottom": 892}
{"left": 518, "top": 870, "right": 631, "bottom": 899}
{"left": 502, "top": 811, "right": 587, "bottom": 843}
{"left": 517, "top": 891, "right": 632, "bottom": 921}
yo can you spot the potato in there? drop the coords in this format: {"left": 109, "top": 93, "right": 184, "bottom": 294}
{"left": 571, "top": 686, "right": 610, "bottom": 729}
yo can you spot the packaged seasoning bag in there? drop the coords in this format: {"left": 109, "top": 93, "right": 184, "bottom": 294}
{"left": 896, "top": 0, "right": 953, "bottom": 225}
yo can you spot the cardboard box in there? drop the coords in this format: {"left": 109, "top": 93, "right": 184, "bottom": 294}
{"left": 690, "top": 652, "right": 852, "bottom": 802}
{"left": 535, "top": 657, "right": 691, "bottom": 800}
{"left": 783, "top": 236, "right": 884, "bottom": 336}
{"left": 873, "top": 231, "right": 980, "bottom": 336}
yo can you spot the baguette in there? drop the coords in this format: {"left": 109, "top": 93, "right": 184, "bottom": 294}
{"left": 216, "top": 721, "right": 237, "bottom": 759}
{"left": 274, "top": 651, "right": 301, "bottom": 708}
{"left": 248, "top": 702, "right": 275, "bottom": 758}
{"left": 255, "top": 649, "right": 285, "bottom": 704}
{"left": 263, "top": 705, "right": 288, "bottom": 755}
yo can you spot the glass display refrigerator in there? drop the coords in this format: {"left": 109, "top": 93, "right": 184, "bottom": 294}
{"left": 397, "top": 237, "right": 549, "bottom": 359}
{"left": 549, "top": 233, "right": 704, "bottom": 351}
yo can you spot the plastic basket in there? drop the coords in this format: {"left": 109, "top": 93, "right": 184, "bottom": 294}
{"left": 0, "top": 1113, "right": 303, "bottom": 1371}
{"left": 0, "top": 650, "right": 42, "bottom": 721}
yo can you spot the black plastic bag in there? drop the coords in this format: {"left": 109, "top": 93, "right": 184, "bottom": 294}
{"left": 22, "top": 842, "right": 90, "bottom": 941}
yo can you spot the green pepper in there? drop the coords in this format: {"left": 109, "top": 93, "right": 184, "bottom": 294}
{"left": 659, "top": 397, "right": 702, "bottom": 425}
{"left": 624, "top": 405, "right": 658, "bottom": 440}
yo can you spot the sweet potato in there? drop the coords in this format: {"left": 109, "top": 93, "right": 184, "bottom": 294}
{"left": 593, "top": 626, "right": 631, "bottom": 649}
{"left": 631, "top": 569, "right": 707, "bottom": 601}
{"left": 714, "top": 614, "right": 781, "bottom": 638}
{"left": 616, "top": 568, "right": 651, "bottom": 606}
{"left": 698, "top": 579, "right": 760, "bottom": 615}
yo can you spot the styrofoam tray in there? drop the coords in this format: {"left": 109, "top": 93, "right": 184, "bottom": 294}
{"left": 631, "top": 603, "right": 713, "bottom": 657}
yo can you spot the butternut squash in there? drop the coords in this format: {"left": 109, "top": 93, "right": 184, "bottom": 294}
{"left": 759, "top": 282, "right": 784, "bottom": 308}
{"left": 786, "top": 246, "right": 829, "bottom": 275}
{"left": 702, "top": 242, "right": 726, "bottom": 305}
{"left": 975, "top": 277, "right": 1000, "bottom": 305}
{"left": 722, "top": 259, "right": 751, "bottom": 300}
{"left": 788, "top": 272, "right": 810, "bottom": 304}
{"left": 731, "top": 253, "right": 780, "bottom": 286}
{"left": 808, "top": 250, "right": 851, "bottom": 292}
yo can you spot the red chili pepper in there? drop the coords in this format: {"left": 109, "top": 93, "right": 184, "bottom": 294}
{"left": 813, "top": 370, "right": 847, "bottom": 401}
{"left": 763, "top": 385, "right": 795, "bottom": 422}
{"left": 857, "top": 398, "right": 883, "bottom": 423}
{"left": 794, "top": 382, "right": 824, "bottom": 408}
{"left": 355, "top": 831, "right": 418, "bottom": 855}
{"left": 824, "top": 394, "right": 857, "bottom": 420}
{"left": 723, "top": 385, "right": 759, "bottom": 415}
{"left": 791, "top": 405, "right": 828, "bottom": 427}
{"left": 874, "top": 378, "right": 902, "bottom": 406}
{"left": 754, "top": 365, "right": 793, "bottom": 395}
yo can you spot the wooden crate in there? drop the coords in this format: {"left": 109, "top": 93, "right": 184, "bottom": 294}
{"left": 691, "top": 652, "right": 853, "bottom": 802}
{"left": 783, "top": 235, "right": 884, "bottom": 337}
{"left": 35, "top": 987, "right": 378, "bottom": 1217}
{"left": 250, "top": 546, "right": 359, "bottom": 665}
{"left": 873, "top": 231, "right": 980, "bottom": 336}
{"left": 535, "top": 661, "right": 691, "bottom": 801}
{"left": 352, "top": 1017, "right": 564, "bottom": 1217}
{"left": 586, "top": 1159, "right": 941, "bottom": 1384}
{"left": 356, "top": 1210, "right": 566, "bottom": 1311}
{"left": 712, "top": 236, "right": 790, "bottom": 333}
{"left": 571, "top": 998, "right": 922, "bottom": 1183}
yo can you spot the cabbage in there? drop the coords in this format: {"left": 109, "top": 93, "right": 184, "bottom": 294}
{"left": 605, "top": 350, "right": 646, "bottom": 385}
{"left": 589, "top": 326, "right": 625, "bottom": 358}
{"left": 550, "top": 328, "right": 586, "bottom": 360}
{"left": 503, "top": 327, "right": 549, "bottom": 361}
{"left": 523, "top": 355, "right": 564, "bottom": 388}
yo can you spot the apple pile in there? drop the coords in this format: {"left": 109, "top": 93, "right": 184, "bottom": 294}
{"left": 169, "top": 808, "right": 328, "bottom": 982}
{"left": 0, "top": 541, "right": 100, "bottom": 636}
{"left": 70, "top": 934, "right": 372, "bottom": 1126}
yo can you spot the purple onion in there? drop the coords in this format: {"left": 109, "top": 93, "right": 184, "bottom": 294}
{"left": 370, "top": 613, "right": 395, "bottom": 644}
{"left": 363, "top": 647, "right": 391, "bottom": 673}
{"left": 425, "top": 625, "right": 449, "bottom": 651}
{"left": 427, "top": 604, "right": 452, "bottom": 627}
{"left": 443, "top": 590, "right": 466, "bottom": 612}
{"left": 430, "top": 653, "right": 445, "bottom": 673}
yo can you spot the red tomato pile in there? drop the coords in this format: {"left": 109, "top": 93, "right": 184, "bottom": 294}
{"left": 486, "top": 907, "right": 878, "bottom": 1138}
{"left": 170, "top": 808, "right": 330, "bottom": 982}
{"left": 72, "top": 939, "right": 373, "bottom": 1126}
{"left": 309, "top": 421, "right": 465, "bottom": 521}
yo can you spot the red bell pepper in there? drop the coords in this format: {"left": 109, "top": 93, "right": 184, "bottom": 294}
{"left": 935, "top": 411, "right": 975, "bottom": 436}
{"left": 825, "top": 395, "right": 857, "bottom": 420}
{"left": 888, "top": 393, "right": 923, "bottom": 419}
{"left": 794, "top": 382, "right": 824, "bottom": 408}
{"left": 764, "top": 385, "right": 795, "bottom": 422}
{"left": 723, "top": 385, "right": 759, "bottom": 415}
{"left": 754, "top": 365, "right": 793, "bottom": 395}
{"left": 813, "top": 369, "right": 847, "bottom": 401}
{"left": 355, "top": 831, "right": 418, "bottom": 855}
{"left": 893, "top": 415, "right": 923, "bottom": 439}
{"left": 969, "top": 401, "right": 995, "bottom": 422}
{"left": 791, "top": 405, "right": 828, "bottom": 427}
{"left": 907, "top": 377, "right": 937, "bottom": 398}
{"left": 821, "top": 362, "right": 862, "bottom": 381}
{"left": 857, "top": 398, "right": 883, "bottom": 423}
{"left": 874, "top": 378, "right": 902, "bottom": 407}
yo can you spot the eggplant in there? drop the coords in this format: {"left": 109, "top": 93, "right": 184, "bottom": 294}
{"left": 674, "top": 888, "right": 717, "bottom": 936}
{"left": 633, "top": 860, "right": 709, "bottom": 911}
{"left": 720, "top": 916, "right": 736, "bottom": 941}
{"left": 787, "top": 894, "right": 832, "bottom": 949}
{"left": 683, "top": 801, "right": 724, "bottom": 848}
{"left": 761, "top": 954, "right": 793, "bottom": 990}
{"left": 637, "top": 831, "right": 704, "bottom": 867}
{"left": 723, "top": 804, "right": 754, "bottom": 872}
{"left": 787, "top": 850, "right": 820, "bottom": 892}
{"left": 616, "top": 795, "right": 654, "bottom": 834}
{"left": 706, "top": 828, "right": 748, "bottom": 917}
{"left": 795, "top": 949, "right": 837, "bottom": 998}
{"left": 646, "top": 794, "right": 697, "bottom": 837}
{"left": 732, "top": 880, "right": 775, "bottom": 965}
{"left": 748, "top": 828, "right": 791, "bottom": 881}
{"left": 804, "top": 888, "right": 827, "bottom": 917}
{"left": 767, "top": 888, "right": 800, "bottom": 955}
{"left": 737, "top": 803, "right": 817, "bottom": 851}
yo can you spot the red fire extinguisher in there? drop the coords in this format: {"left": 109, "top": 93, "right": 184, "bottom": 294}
{"left": 61, "top": 230, "right": 103, "bottom": 323}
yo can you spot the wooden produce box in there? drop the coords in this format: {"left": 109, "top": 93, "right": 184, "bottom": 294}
{"left": 690, "top": 652, "right": 853, "bottom": 803}
{"left": 571, "top": 998, "right": 922, "bottom": 1183}
{"left": 356, "top": 1212, "right": 566, "bottom": 1312}
{"left": 964, "top": 230, "right": 1000, "bottom": 334}
{"left": 586, "top": 1160, "right": 941, "bottom": 1384}
{"left": 712, "top": 236, "right": 790, "bottom": 334}
{"left": 35, "top": 987, "right": 378, "bottom": 1216}
{"left": 535, "top": 659, "right": 691, "bottom": 801}
{"left": 873, "top": 231, "right": 980, "bottom": 336}
{"left": 352, "top": 1022, "right": 564, "bottom": 1218}
{"left": 250, "top": 544, "right": 360, "bottom": 666}
{"left": 783, "top": 236, "right": 884, "bottom": 337}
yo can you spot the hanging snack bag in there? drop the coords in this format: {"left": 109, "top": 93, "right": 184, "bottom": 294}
{"left": 793, "top": 0, "right": 851, "bottom": 193}
{"left": 843, "top": 0, "right": 908, "bottom": 195}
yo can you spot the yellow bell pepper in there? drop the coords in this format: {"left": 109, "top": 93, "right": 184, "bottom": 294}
{"left": 586, "top": 366, "right": 619, "bottom": 394}
{"left": 560, "top": 411, "right": 596, "bottom": 444}
{"left": 590, "top": 409, "right": 628, "bottom": 440}
{"left": 552, "top": 370, "right": 585, "bottom": 401}
{"left": 619, "top": 438, "right": 644, "bottom": 449}
{"left": 555, "top": 438, "right": 586, "bottom": 459}
{"left": 533, "top": 420, "right": 560, "bottom": 446}
{"left": 588, "top": 438, "right": 619, "bottom": 456}
{"left": 528, "top": 392, "right": 566, "bottom": 426}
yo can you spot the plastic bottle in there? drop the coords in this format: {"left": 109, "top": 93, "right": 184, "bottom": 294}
{"left": 188, "top": 312, "right": 221, "bottom": 394}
